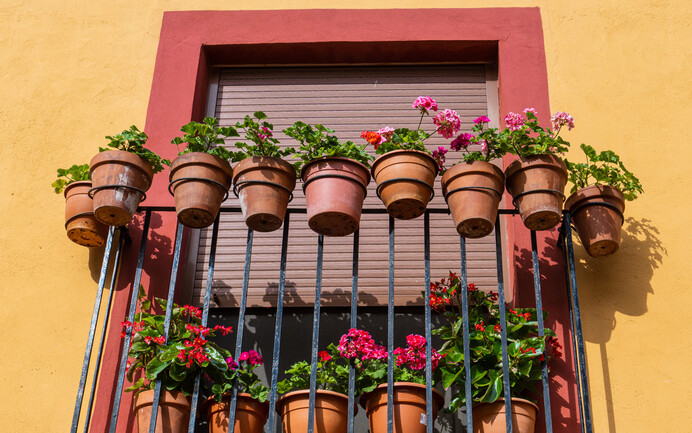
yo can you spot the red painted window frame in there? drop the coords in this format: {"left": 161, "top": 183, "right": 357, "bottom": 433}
{"left": 91, "top": 9, "right": 581, "bottom": 432}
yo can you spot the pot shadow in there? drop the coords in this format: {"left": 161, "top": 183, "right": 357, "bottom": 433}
{"left": 567, "top": 217, "right": 664, "bottom": 433}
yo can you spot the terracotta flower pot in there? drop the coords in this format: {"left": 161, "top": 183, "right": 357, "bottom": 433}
{"left": 276, "top": 389, "right": 352, "bottom": 433}
{"left": 63, "top": 181, "right": 108, "bottom": 247}
{"left": 169, "top": 152, "right": 233, "bottom": 228}
{"left": 371, "top": 150, "right": 438, "bottom": 220}
{"left": 203, "top": 393, "right": 269, "bottom": 433}
{"left": 133, "top": 390, "right": 191, "bottom": 433}
{"left": 505, "top": 154, "right": 568, "bottom": 231}
{"left": 300, "top": 157, "right": 371, "bottom": 236}
{"left": 441, "top": 161, "right": 505, "bottom": 238}
{"left": 472, "top": 398, "right": 539, "bottom": 433}
{"left": 565, "top": 185, "right": 626, "bottom": 257}
{"left": 232, "top": 156, "right": 297, "bottom": 232}
{"left": 360, "top": 382, "right": 444, "bottom": 433}
{"left": 89, "top": 150, "right": 154, "bottom": 226}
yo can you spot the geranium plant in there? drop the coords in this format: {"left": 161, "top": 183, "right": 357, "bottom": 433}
{"left": 283, "top": 121, "right": 374, "bottom": 173}
{"left": 121, "top": 287, "right": 234, "bottom": 396}
{"left": 445, "top": 109, "right": 575, "bottom": 165}
{"left": 52, "top": 163, "right": 90, "bottom": 193}
{"left": 444, "top": 115, "right": 513, "bottom": 165}
{"left": 360, "top": 96, "right": 462, "bottom": 170}
{"left": 277, "top": 343, "right": 351, "bottom": 395}
{"left": 228, "top": 111, "right": 294, "bottom": 162}
{"left": 277, "top": 329, "right": 443, "bottom": 397}
{"left": 171, "top": 116, "right": 239, "bottom": 162}
{"left": 101, "top": 125, "right": 169, "bottom": 173}
{"left": 430, "top": 273, "right": 562, "bottom": 410}
{"left": 337, "top": 328, "right": 444, "bottom": 395}
{"left": 210, "top": 349, "right": 269, "bottom": 402}
{"left": 565, "top": 143, "right": 643, "bottom": 200}
{"left": 502, "top": 109, "right": 573, "bottom": 158}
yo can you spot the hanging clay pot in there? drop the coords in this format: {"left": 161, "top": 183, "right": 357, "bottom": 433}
{"left": 301, "top": 157, "right": 371, "bottom": 236}
{"left": 371, "top": 150, "right": 438, "bottom": 220}
{"left": 565, "top": 185, "right": 626, "bottom": 257}
{"left": 441, "top": 161, "right": 504, "bottom": 238}
{"left": 133, "top": 389, "right": 191, "bottom": 433}
{"left": 472, "top": 398, "right": 539, "bottom": 433}
{"left": 360, "top": 382, "right": 444, "bottom": 433}
{"left": 203, "top": 393, "right": 269, "bottom": 433}
{"left": 90, "top": 150, "right": 154, "bottom": 227}
{"left": 505, "top": 154, "right": 568, "bottom": 231}
{"left": 63, "top": 181, "right": 108, "bottom": 247}
{"left": 232, "top": 156, "right": 296, "bottom": 232}
{"left": 169, "top": 152, "right": 233, "bottom": 228}
{"left": 276, "top": 389, "right": 352, "bottom": 433}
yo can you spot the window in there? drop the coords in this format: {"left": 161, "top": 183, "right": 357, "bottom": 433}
{"left": 187, "top": 64, "right": 504, "bottom": 308}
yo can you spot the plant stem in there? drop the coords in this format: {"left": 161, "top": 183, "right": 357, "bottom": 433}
{"left": 417, "top": 111, "right": 425, "bottom": 130}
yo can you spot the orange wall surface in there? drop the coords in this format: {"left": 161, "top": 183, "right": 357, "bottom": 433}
{"left": 0, "top": 2, "right": 689, "bottom": 432}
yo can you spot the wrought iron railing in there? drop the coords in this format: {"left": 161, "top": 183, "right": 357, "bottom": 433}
{"left": 70, "top": 206, "right": 593, "bottom": 433}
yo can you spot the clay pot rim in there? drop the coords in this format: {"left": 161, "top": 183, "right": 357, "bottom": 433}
{"left": 200, "top": 392, "right": 269, "bottom": 413}
{"left": 232, "top": 155, "right": 297, "bottom": 183}
{"left": 504, "top": 154, "right": 567, "bottom": 180}
{"left": 169, "top": 151, "right": 233, "bottom": 180}
{"left": 370, "top": 149, "right": 439, "bottom": 177}
{"left": 441, "top": 160, "right": 505, "bottom": 185}
{"left": 565, "top": 184, "right": 625, "bottom": 211}
{"left": 472, "top": 396, "right": 539, "bottom": 412}
{"left": 132, "top": 389, "right": 191, "bottom": 412}
{"left": 90, "top": 149, "right": 155, "bottom": 180}
{"left": 360, "top": 382, "right": 445, "bottom": 409}
{"left": 276, "top": 388, "right": 358, "bottom": 416}
{"left": 300, "top": 156, "right": 372, "bottom": 184}
{"left": 63, "top": 180, "right": 93, "bottom": 198}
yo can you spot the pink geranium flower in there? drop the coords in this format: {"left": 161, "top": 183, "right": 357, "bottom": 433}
{"left": 450, "top": 133, "right": 474, "bottom": 151}
{"left": 550, "top": 111, "right": 575, "bottom": 130}
{"left": 412, "top": 96, "right": 438, "bottom": 113}
{"left": 504, "top": 112, "right": 524, "bottom": 131}
{"left": 474, "top": 116, "right": 490, "bottom": 124}
{"left": 239, "top": 350, "right": 263, "bottom": 366}
{"left": 377, "top": 126, "right": 395, "bottom": 142}
{"left": 433, "top": 109, "right": 462, "bottom": 139}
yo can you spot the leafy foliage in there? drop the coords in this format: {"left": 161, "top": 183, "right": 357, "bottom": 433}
{"left": 373, "top": 128, "right": 430, "bottom": 154}
{"left": 171, "top": 116, "right": 239, "bottom": 162}
{"left": 210, "top": 350, "right": 269, "bottom": 403}
{"left": 430, "top": 273, "right": 561, "bottom": 410}
{"left": 277, "top": 343, "right": 351, "bottom": 395}
{"left": 52, "top": 163, "right": 90, "bottom": 193}
{"left": 122, "top": 286, "right": 234, "bottom": 396}
{"left": 283, "top": 122, "right": 373, "bottom": 174}
{"left": 565, "top": 144, "right": 643, "bottom": 200}
{"left": 502, "top": 110, "right": 571, "bottom": 158}
{"left": 228, "top": 111, "right": 294, "bottom": 162}
{"left": 446, "top": 117, "right": 513, "bottom": 165}
{"left": 101, "top": 126, "right": 169, "bottom": 173}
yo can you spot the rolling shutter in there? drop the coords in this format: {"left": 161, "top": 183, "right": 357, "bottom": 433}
{"left": 193, "top": 65, "right": 500, "bottom": 307}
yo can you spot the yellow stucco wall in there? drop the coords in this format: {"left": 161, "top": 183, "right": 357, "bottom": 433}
{"left": 0, "top": 1, "right": 689, "bottom": 432}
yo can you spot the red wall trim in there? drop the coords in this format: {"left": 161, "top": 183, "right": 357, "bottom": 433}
{"left": 92, "top": 8, "right": 580, "bottom": 433}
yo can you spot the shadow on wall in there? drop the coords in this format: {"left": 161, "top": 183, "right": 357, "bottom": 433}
{"left": 577, "top": 217, "right": 663, "bottom": 344}
{"left": 575, "top": 217, "right": 664, "bottom": 433}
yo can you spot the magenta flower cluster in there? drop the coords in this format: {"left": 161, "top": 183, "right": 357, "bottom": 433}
{"left": 433, "top": 109, "right": 462, "bottom": 139}
{"left": 412, "top": 96, "right": 438, "bottom": 113}
{"left": 337, "top": 328, "right": 387, "bottom": 361}
{"left": 337, "top": 328, "right": 443, "bottom": 371}
{"left": 226, "top": 349, "right": 263, "bottom": 371}
{"left": 504, "top": 112, "right": 525, "bottom": 131}
{"left": 393, "top": 334, "right": 444, "bottom": 370}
